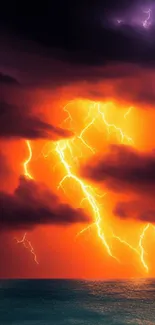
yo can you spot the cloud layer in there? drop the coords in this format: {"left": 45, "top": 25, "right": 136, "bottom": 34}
{"left": 114, "top": 199, "right": 155, "bottom": 223}
{"left": 0, "top": 102, "right": 72, "bottom": 139}
{"left": 0, "top": 177, "right": 90, "bottom": 230}
{"left": 82, "top": 145, "right": 155, "bottom": 222}
{"left": 1, "top": 38, "right": 155, "bottom": 109}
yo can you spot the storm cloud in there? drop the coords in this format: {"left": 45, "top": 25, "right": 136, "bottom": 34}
{"left": 82, "top": 144, "right": 155, "bottom": 193}
{"left": 0, "top": 177, "right": 90, "bottom": 230}
{"left": 0, "top": 101, "right": 72, "bottom": 139}
{"left": 82, "top": 144, "right": 155, "bottom": 223}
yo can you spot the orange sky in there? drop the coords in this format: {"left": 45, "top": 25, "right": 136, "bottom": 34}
{"left": 1, "top": 88, "right": 155, "bottom": 279}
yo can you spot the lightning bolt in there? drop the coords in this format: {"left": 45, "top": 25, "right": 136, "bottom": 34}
{"left": 112, "top": 233, "right": 139, "bottom": 255}
{"left": 143, "top": 8, "right": 151, "bottom": 29}
{"left": 15, "top": 140, "right": 38, "bottom": 264}
{"left": 55, "top": 140, "right": 118, "bottom": 261}
{"left": 78, "top": 118, "right": 96, "bottom": 154}
{"left": 54, "top": 102, "right": 135, "bottom": 261}
{"left": 139, "top": 224, "right": 150, "bottom": 273}
{"left": 16, "top": 100, "right": 151, "bottom": 274}
{"left": 23, "top": 140, "right": 33, "bottom": 179}
{"left": 75, "top": 223, "right": 95, "bottom": 240}
{"left": 97, "top": 103, "right": 133, "bottom": 144}
{"left": 14, "top": 232, "right": 39, "bottom": 264}
{"left": 52, "top": 101, "right": 150, "bottom": 272}
{"left": 124, "top": 107, "right": 132, "bottom": 120}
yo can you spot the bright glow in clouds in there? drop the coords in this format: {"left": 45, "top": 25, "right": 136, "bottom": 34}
{"left": 17, "top": 100, "right": 155, "bottom": 275}
{"left": 143, "top": 9, "right": 151, "bottom": 29}
{"left": 112, "top": 7, "right": 153, "bottom": 31}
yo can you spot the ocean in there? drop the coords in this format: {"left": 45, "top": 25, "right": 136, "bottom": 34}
{"left": 0, "top": 279, "right": 155, "bottom": 325}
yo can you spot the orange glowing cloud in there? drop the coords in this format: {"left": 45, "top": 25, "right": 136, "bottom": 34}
{"left": 1, "top": 38, "right": 155, "bottom": 278}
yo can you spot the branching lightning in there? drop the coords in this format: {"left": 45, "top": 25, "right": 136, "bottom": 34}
{"left": 14, "top": 232, "right": 39, "bottom": 264}
{"left": 97, "top": 103, "right": 133, "bottom": 144}
{"left": 14, "top": 100, "right": 153, "bottom": 274}
{"left": 55, "top": 140, "right": 118, "bottom": 261}
{"left": 52, "top": 101, "right": 150, "bottom": 273}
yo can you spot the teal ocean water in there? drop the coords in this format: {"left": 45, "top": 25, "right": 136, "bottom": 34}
{"left": 0, "top": 279, "right": 155, "bottom": 324}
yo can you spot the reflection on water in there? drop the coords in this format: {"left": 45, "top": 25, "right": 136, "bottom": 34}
{"left": 0, "top": 279, "right": 155, "bottom": 324}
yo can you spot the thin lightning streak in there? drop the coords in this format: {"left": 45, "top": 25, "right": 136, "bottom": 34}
{"left": 139, "top": 224, "right": 150, "bottom": 273}
{"left": 78, "top": 118, "right": 96, "bottom": 153}
{"left": 75, "top": 223, "right": 95, "bottom": 240}
{"left": 23, "top": 140, "right": 33, "bottom": 179}
{"left": 112, "top": 234, "right": 139, "bottom": 255}
{"left": 15, "top": 141, "right": 38, "bottom": 264}
{"left": 97, "top": 103, "right": 133, "bottom": 144}
{"left": 60, "top": 101, "right": 75, "bottom": 130}
{"left": 124, "top": 107, "right": 132, "bottom": 120}
{"left": 26, "top": 240, "right": 39, "bottom": 264}
{"left": 14, "top": 233, "right": 39, "bottom": 264}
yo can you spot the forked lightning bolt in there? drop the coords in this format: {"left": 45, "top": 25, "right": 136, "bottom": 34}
{"left": 53, "top": 101, "right": 150, "bottom": 272}
{"left": 15, "top": 100, "right": 153, "bottom": 274}
{"left": 55, "top": 140, "right": 117, "bottom": 261}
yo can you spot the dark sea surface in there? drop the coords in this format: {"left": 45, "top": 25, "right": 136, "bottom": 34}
{"left": 0, "top": 279, "right": 155, "bottom": 325}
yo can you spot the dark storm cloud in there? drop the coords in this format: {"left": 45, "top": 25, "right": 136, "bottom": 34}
{"left": 0, "top": 72, "right": 19, "bottom": 85}
{"left": 82, "top": 145, "right": 155, "bottom": 193}
{"left": 1, "top": 37, "right": 155, "bottom": 109}
{"left": 82, "top": 144, "right": 155, "bottom": 223}
{"left": 0, "top": 38, "right": 136, "bottom": 88}
{"left": 0, "top": 101, "right": 72, "bottom": 139}
{"left": 1, "top": 0, "right": 155, "bottom": 66}
{"left": 1, "top": 2, "right": 155, "bottom": 110}
{"left": 0, "top": 152, "right": 12, "bottom": 180}
{"left": 114, "top": 200, "right": 155, "bottom": 223}
{"left": 0, "top": 177, "right": 90, "bottom": 230}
